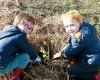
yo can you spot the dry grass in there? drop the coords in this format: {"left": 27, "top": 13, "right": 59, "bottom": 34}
{"left": 23, "top": 58, "right": 69, "bottom": 80}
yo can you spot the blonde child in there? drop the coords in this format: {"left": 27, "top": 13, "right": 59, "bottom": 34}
{"left": 53, "top": 10, "right": 100, "bottom": 80}
{"left": 0, "top": 12, "right": 42, "bottom": 80}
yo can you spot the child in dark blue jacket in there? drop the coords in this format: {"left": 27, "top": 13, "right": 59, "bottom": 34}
{"left": 0, "top": 12, "right": 42, "bottom": 79}
{"left": 53, "top": 10, "right": 100, "bottom": 80}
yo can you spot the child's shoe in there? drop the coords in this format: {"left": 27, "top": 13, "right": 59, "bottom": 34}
{"left": 8, "top": 68, "right": 23, "bottom": 80}
{"left": 96, "top": 71, "right": 100, "bottom": 80}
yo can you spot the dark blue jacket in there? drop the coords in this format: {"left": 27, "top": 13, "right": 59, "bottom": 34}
{"left": 63, "top": 22, "right": 100, "bottom": 66}
{"left": 0, "top": 25, "right": 38, "bottom": 69}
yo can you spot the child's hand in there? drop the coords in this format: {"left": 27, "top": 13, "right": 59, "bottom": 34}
{"left": 34, "top": 55, "right": 42, "bottom": 65}
{"left": 67, "top": 59, "right": 76, "bottom": 64}
{"left": 52, "top": 52, "right": 62, "bottom": 59}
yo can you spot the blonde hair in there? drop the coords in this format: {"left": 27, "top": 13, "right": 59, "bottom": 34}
{"left": 13, "top": 12, "right": 35, "bottom": 25}
{"left": 62, "top": 10, "right": 83, "bottom": 23}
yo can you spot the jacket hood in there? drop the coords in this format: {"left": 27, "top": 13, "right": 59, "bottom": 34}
{"left": 0, "top": 25, "right": 25, "bottom": 40}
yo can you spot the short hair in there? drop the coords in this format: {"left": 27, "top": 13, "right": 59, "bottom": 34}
{"left": 61, "top": 10, "right": 83, "bottom": 23}
{"left": 13, "top": 12, "right": 35, "bottom": 25}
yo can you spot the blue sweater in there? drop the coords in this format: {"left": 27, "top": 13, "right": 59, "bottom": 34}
{"left": 63, "top": 22, "right": 100, "bottom": 66}
{"left": 0, "top": 25, "right": 38, "bottom": 69}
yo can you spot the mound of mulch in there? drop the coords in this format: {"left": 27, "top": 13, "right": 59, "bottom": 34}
{"left": 24, "top": 58, "right": 70, "bottom": 80}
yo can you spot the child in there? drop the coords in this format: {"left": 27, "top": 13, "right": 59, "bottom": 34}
{"left": 53, "top": 10, "right": 100, "bottom": 80}
{"left": 0, "top": 12, "right": 42, "bottom": 80}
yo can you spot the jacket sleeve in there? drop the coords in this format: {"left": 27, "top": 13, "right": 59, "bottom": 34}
{"left": 63, "top": 36, "right": 86, "bottom": 59}
{"left": 15, "top": 34, "right": 38, "bottom": 60}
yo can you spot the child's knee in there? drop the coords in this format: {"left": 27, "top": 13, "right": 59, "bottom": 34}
{"left": 23, "top": 53, "right": 30, "bottom": 61}
{"left": 17, "top": 53, "right": 30, "bottom": 68}
{"left": 21, "top": 53, "right": 30, "bottom": 62}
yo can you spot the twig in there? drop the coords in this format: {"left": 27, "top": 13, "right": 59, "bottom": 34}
{"left": 23, "top": 71, "right": 34, "bottom": 80}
